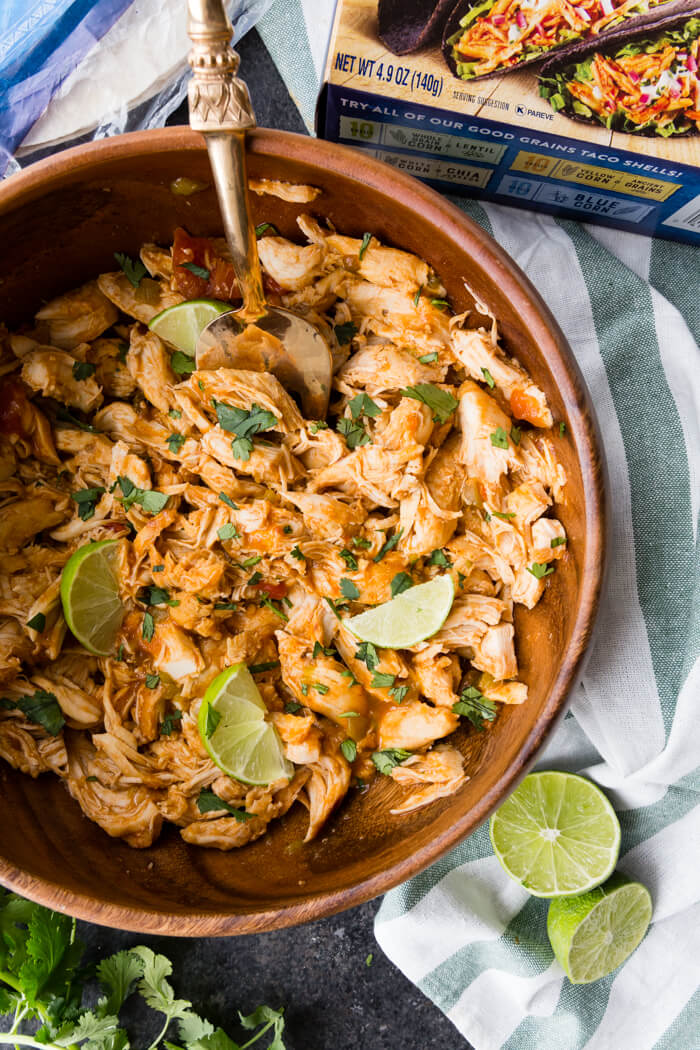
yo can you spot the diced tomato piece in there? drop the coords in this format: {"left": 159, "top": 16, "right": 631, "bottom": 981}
{"left": 172, "top": 227, "right": 239, "bottom": 302}
{"left": 509, "top": 388, "right": 548, "bottom": 428}
{"left": 255, "top": 581, "right": 288, "bottom": 600}
{"left": 0, "top": 379, "right": 29, "bottom": 436}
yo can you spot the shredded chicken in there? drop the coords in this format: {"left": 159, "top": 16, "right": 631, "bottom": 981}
{"left": 0, "top": 210, "right": 567, "bottom": 851}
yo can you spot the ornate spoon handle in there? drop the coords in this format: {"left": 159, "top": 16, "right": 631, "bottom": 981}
{"left": 187, "top": 0, "right": 266, "bottom": 321}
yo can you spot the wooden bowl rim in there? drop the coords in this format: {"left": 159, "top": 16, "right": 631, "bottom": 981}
{"left": 0, "top": 126, "right": 606, "bottom": 935}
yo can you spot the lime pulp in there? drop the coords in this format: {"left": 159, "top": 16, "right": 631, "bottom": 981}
{"left": 148, "top": 298, "right": 230, "bottom": 355}
{"left": 59, "top": 539, "right": 124, "bottom": 656}
{"left": 345, "top": 574, "right": 455, "bottom": 649}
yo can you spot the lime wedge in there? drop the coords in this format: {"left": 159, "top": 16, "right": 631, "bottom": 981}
{"left": 60, "top": 540, "right": 124, "bottom": 656}
{"left": 148, "top": 299, "right": 230, "bottom": 355}
{"left": 345, "top": 574, "right": 454, "bottom": 649}
{"left": 198, "top": 664, "right": 293, "bottom": 785}
{"left": 489, "top": 771, "right": 621, "bottom": 898}
{"left": 547, "top": 874, "right": 652, "bottom": 983}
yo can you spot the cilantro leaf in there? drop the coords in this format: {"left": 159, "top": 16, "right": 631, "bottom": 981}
{"left": 348, "top": 393, "right": 381, "bottom": 420}
{"left": 528, "top": 562, "right": 555, "bottom": 579}
{"left": 413, "top": 285, "right": 423, "bottom": 307}
{"left": 400, "top": 383, "right": 458, "bottom": 424}
{"left": 551, "top": 536, "right": 566, "bottom": 548}
{"left": 145, "top": 674, "right": 160, "bottom": 689}
{"left": 26, "top": 613, "right": 46, "bottom": 632}
{"left": 452, "top": 686, "right": 497, "bottom": 730}
{"left": 214, "top": 401, "right": 278, "bottom": 463}
{"left": 255, "top": 222, "right": 279, "bottom": 238}
{"left": 114, "top": 252, "right": 147, "bottom": 288}
{"left": 492, "top": 511, "right": 515, "bottom": 521}
{"left": 217, "top": 523, "right": 239, "bottom": 541}
{"left": 427, "top": 548, "right": 451, "bottom": 567}
{"left": 249, "top": 661, "right": 280, "bottom": 674}
{"left": 204, "top": 707, "right": 221, "bottom": 737}
{"left": 284, "top": 701, "right": 302, "bottom": 714}
{"left": 372, "top": 749, "right": 412, "bottom": 775}
{"left": 339, "top": 548, "right": 358, "bottom": 571}
{"left": 430, "top": 298, "right": 448, "bottom": 309}
{"left": 370, "top": 671, "right": 395, "bottom": 689}
{"left": 419, "top": 352, "right": 438, "bottom": 364}
{"left": 142, "top": 612, "right": 155, "bottom": 642}
{"left": 72, "top": 361, "right": 96, "bottom": 382}
{"left": 166, "top": 433, "right": 186, "bottom": 454}
{"left": 71, "top": 486, "right": 105, "bottom": 521}
{"left": 312, "top": 682, "right": 329, "bottom": 695}
{"left": 490, "top": 427, "right": 509, "bottom": 449}
{"left": 352, "top": 536, "right": 371, "bottom": 549}
{"left": 337, "top": 416, "right": 370, "bottom": 450}
{"left": 333, "top": 322, "right": 358, "bottom": 345}
{"left": 312, "top": 642, "right": 336, "bottom": 660}
{"left": 141, "top": 586, "right": 176, "bottom": 607}
{"left": 481, "top": 367, "right": 495, "bottom": 388}
{"left": 131, "top": 946, "right": 194, "bottom": 1028}
{"left": 510, "top": 425, "right": 521, "bottom": 445}
{"left": 290, "top": 545, "right": 305, "bottom": 562}
{"left": 116, "top": 477, "right": 169, "bottom": 515}
{"left": 160, "top": 710, "right": 183, "bottom": 736}
{"left": 340, "top": 739, "right": 357, "bottom": 763}
{"left": 358, "top": 232, "right": 372, "bottom": 259}
{"left": 559, "top": 421, "right": 567, "bottom": 437}
{"left": 374, "top": 528, "right": 403, "bottom": 563}
{"left": 309, "top": 421, "right": 328, "bottom": 434}
{"left": 53, "top": 1008, "right": 124, "bottom": 1048}
{"left": 389, "top": 684, "right": 409, "bottom": 704}
{"left": 171, "top": 352, "right": 196, "bottom": 376}
{"left": 355, "top": 641, "right": 378, "bottom": 671}
{"left": 15, "top": 691, "right": 65, "bottom": 736}
{"left": 390, "top": 572, "right": 413, "bottom": 598}
{"left": 218, "top": 492, "right": 239, "bottom": 510}
{"left": 196, "top": 791, "right": 252, "bottom": 822}
{"left": 180, "top": 262, "right": 209, "bottom": 280}
{"left": 96, "top": 950, "right": 144, "bottom": 1015}
{"left": 56, "top": 406, "right": 96, "bottom": 432}
{"left": 339, "top": 578, "right": 360, "bottom": 600}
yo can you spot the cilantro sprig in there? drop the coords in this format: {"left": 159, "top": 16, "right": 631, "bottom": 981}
{"left": 400, "top": 383, "right": 458, "bottom": 424}
{"left": 452, "top": 686, "right": 497, "bottom": 730}
{"left": 214, "top": 401, "right": 278, "bottom": 462}
{"left": 0, "top": 891, "right": 288, "bottom": 1050}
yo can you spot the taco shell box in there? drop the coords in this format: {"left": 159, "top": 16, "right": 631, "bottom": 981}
{"left": 316, "top": 0, "right": 700, "bottom": 244}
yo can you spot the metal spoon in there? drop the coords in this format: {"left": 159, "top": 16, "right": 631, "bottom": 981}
{"left": 186, "top": 0, "right": 332, "bottom": 419}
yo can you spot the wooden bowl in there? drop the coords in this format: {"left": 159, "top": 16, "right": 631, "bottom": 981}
{"left": 0, "top": 127, "right": 605, "bottom": 934}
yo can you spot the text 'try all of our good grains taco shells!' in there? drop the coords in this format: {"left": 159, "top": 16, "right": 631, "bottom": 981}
{"left": 441, "top": 0, "right": 696, "bottom": 81}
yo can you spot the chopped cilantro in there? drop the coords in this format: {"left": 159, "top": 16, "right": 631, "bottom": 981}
{"left": 166, "top": 432, "right": 186, "bottom": 454}
{"left": 559, "top": 421, "right": 567, "bottom": 437}
{"left": 356, "top": 641, "right": 378, "bottom": 671}
{"left": 452, "top": 686, "right": 497, "bottom": 730}
{"left": 334, "top": 321, "right": 358, "bottom": 345}
{"left": 428, "top": 548, "right": 451, "bottom": 568}
{"left": 341, "top": 739, "right": 357, "bottom": 763}
{"left": 419, "top": 351, "right": 438, "bottom": 364}
{"left": 413, "top": 285, "right": 423, "bottom": 307}
{"left": 249, "top": 660, "right": 281, "bottom": 674}
{"left": 180, "top": 261, "right": 209, "bottom": 280}
{"left": 352, "top": 536, "right": 372, "bottom": 549}
{"left": 358, "top": 232, "right": 372, "bottom": 259}
{"left": 372, "top": 749, "right": 412, "bottom": 775}
{"left": 389, "top": 684, "right": 409, "bottom": 704}
{"left": 339, "top": 548, "right": 359, "bottom": 570}
{"left": 13, "top": 690, "right": 65, "bottom": 736}
{"left": 214, "top": 601, "right": 237, "bottom": 610}
{"left": 492, "top": 511, "right": 516, "bottom": 521}
{"left": 324, "top": 596, "right": 348, "bottom": 618}
{"left": 56, "top": 406, "right": 96, "bottom": 432}
{"left": 197, "top": 789, "right": 252, "bottom": 821}
{"left": 70, "top": 486, "right": 105, "bottom": 521}
{"left": 400, "top": 383, "right": 458, "bottom": 424}
{"left": 551, "top": 536, "right": 566, "bottom": 548}
{"left": 242, "top": 555, "right": 261, "bottom": 568}
{"left": 219, "top": 491, "right": 239, "bottom": 510}
{"left": 313, "top": 682, "right": 330, "bottom": 695}
{"left": 204, "top": 706, "right": 221, "bottom": 737}
{"left": 430, "top": 298, "right": 449, "bottom": 309}
{"left": 490, "top": 427, "right": 509, "bottom": 450}
{"left": 283, "top": 524, "right": 294, "bottom": 534}
{"left": 114, "top": 251, "right": 147, "bottom": 287}
{"left": 290, "top": 545, "right": 306, "bottom": 562}
{"left": 141, "top": 585, "right": 177, "bottom": 607}
{"left": 26, "top": 613, "right": 46, "bottom": 632}
{"left": 142, "top": 611, "right": 155, "bottom": 642}
{"left": 300, "top": 683, "right": 309, "bottom": 697}
{"left": 481, "top": 367, "right": 495, "bottom": 388}
{"left": 309, "top": 420, "right": 329, "bottom": 434}
{"left": 260, "top": 596, "right": 289, "bottom": 622}
{"left": 248, "top": 571, "right": 264, "bottom": 585}
{"left": 255, "top": 222, "right": 279, "bottom": 237}
{"left": 374, "top": 528, "right": 403, "bottom": 562}
{"left": 168, "top": 407, "right": 182, "bottom": 419}
{"left": 284, "top": 700, "right": 302, "bottom": 714}
{"left": 145, "top": 674, "right": 160, "bottom": 689}
{"left": 172, "top": 351, "right": 196, "bottom": 376}
{"left": 528, "top": 562, "right": 555, "bottom": 579}
{"left": 337, "top": 416, "right": 370, "bottom": 449}
{"left": 348, "top": 392, "right": 381, "bottom": 420}
{"left": 160, "top": 709, "right": 183, "bottom": 735}
{"left": 390, "top": 572, "right": 413, "bottom": 598}
{"left": 371, "top": 671, "right": 395, "bottom": 689}
{"left": 214, "top": 400, "right": 278, "bottom": 462}
{"left": 217, "top": 522, "right": 239, "bottom": 541}
{"left": 341, "top": 669, "right": 359, "bottom": 687}
{"left": 340, "top": 578, "right": 360, "bottom": 600}
{"left": 116, "top": 476, "right": 169, "bottom": 515}
{"left": 510, "top": 425, "right": 522, "bottom": 445}
{"left": 312, "top": 641, "right": 336, "bottom": 659}
{"left": 72, "top": 360, "right": 95, "bottom": 381}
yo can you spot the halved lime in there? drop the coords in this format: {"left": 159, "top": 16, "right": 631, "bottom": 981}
{"left": 345, "top": 574, "right": 454, "bottom": 649}
{"left": 547, "top": 874, "right": 652, "bottom": 983}
{"left": 148, "top": 299, "right": 230, "bottom": 355}
{"left": 60, "top": 540, "right": 124, "bottom": 656}
{"left": 198, "top": 664, "right": 293, "bottom": 785}
{"left": 490, "top": 771, "right": 621, "bottom": 898}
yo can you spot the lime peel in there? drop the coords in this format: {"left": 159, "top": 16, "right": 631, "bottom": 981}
{"left": 198, "top": 664, "right": 292, "bottom": 786}
{"left": 60, "top": 539, "right": 124, "bottom": 656}
{"left": 345, "top": 574, "right": 455, "bottom": 649}
{"left": 489, "top": 771, "right": 621, "bottom": 898}
{"left": 547, "top": 874, "right": 653, "bottom": 983}
{"left": 148, "top": 299, "right": 231, "bottom": 355}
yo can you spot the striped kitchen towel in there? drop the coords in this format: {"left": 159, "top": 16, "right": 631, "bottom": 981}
{"left": 256, "top": 2, "right": 700, "bottom": 1048}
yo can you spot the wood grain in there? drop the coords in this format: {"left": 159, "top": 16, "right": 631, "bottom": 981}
{"left": 0, "top": 127, "right": 606, "bottom": 935}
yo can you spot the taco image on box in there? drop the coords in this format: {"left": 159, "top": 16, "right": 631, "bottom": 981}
{"left": 378, "top": 0, "right": 457, "bottom": 54}
{"left": 441, "top": 0, "right": 689, "bottom": 80}
{"left": 539, "top": 12, "right": 699, "bottom": 135}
